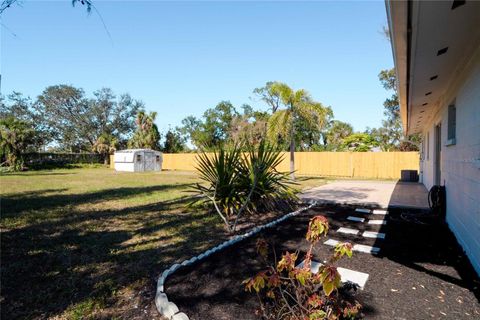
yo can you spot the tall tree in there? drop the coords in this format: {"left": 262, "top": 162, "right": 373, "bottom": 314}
{"left": 325, "top": 120, "right": 354, "bottom": 150}
{"left": 229, "top": 105, "right": 269, "bottom": 146}
{"left": 341, "top": 133, "right": 379, "bottom": 152}
{"left": 128, "top": 111, "right": 161, "bottom": 150}
{"left": 253, "top": 81, "right": 284, "bottom": 113}
{"left": 35, "top": 85, "right": 142, "bottom": 152}
{"left": 0, "top": 116, "right": 36, "bottom": 170}
{"left": 376, "top": 69, "right": 419, "bottom": 151}
{"left": 266, "top": 82, "right": 329, "bottom": 179}
{"left": 92, "top": 133, "right": 118, "bottom": 164}
{"left": 0, "top": 92, "right": 51, "bottom": 150}
{"left": 179, "top": 101, "right": 239, "bottom": 149}
{"left": 163, "top": 127, "right": 187, "bottom": 153}
{"left": 294, "top": 106, "right": 333, "bottom": 151}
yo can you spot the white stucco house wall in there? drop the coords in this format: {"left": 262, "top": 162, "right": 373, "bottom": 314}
{"left": 386, "top": 0, "right": 480, "bottom": 274}
{"left": 114, "top": 149, "right": 163, "bottom": 172}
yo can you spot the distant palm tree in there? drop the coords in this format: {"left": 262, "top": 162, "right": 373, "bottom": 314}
{"left": 128, "top": 111, "right": 161, "bottom": 150}
{"left": 267, "top": 82, "right": 329, "bottom": 179}
{"left": 326, "top": 120, "right": 354, "bottom": 149}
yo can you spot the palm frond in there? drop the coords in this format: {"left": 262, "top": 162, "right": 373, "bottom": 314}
{"left": 267, "top": 109, "right": 291, "bottom": 141}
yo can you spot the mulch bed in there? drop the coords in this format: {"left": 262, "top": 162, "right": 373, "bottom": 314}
{"left": 166, "top": 205, "right": 480, "bottom": 319}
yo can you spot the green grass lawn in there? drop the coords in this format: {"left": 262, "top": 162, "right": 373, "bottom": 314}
{"left": 0, "top": 167, "right": 329, "bottom": 319}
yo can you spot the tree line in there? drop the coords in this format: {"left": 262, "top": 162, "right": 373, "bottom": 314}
{"left": 0, "top": 85, "right": 162, "bottom": 168}
{"left": 0, "top": 71, "right": 418, "bottom": 171}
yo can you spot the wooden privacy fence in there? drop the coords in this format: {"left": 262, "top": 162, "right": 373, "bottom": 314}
{"left": 161, "top": 152, "right": 419, "bottom": 180}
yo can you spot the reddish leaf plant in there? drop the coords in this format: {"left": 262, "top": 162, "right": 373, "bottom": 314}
{"left": 244, "top": 215, "right": 361, "bottom": 320}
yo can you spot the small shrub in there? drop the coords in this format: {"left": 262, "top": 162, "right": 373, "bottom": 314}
{"left": 191, "top": 143, "right": 244, "bottom": 230}
{"left": 191, "top": 141, "right": 296, "bottom": 232}
{"left": 237, "top": 141, "right": 297, "bottom": 213}
{"left": 244, "top": 216, "right": 361, "bottom": 319}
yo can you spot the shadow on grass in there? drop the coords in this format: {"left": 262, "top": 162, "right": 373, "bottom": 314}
{"left": 0, "top": 171, "right": 79, "bottom": 177}
{"left": 1, "top": 184, "right": 194, "bottom": 219}
{"left": 0, "top": 186, "right": 225, "bottom": 319}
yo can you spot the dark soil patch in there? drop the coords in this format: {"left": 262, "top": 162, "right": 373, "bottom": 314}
{"left": 166, "top": 205, "right": 480, "bottom": 319}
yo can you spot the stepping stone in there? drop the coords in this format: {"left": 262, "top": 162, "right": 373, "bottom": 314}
{"left": 324, "top": 239, "right": 340, "bottom": 247}
{"left": 355, "top": 208, "right": 371, "bottom": 214}
{"left": 368, "top": 220, "right": 387, "bottom": 225}
{"left": 353, "top": 244, "right": 380, "bottom": 254}
{"left": 347, "top": 216, "right": 365, "bottom": 223}
{"left": 297, "top": 260, "right": 369, "bottom": 289}
{"left": 373, "top": 209, "right": 389, "bottom": 215}
{"left": 362, "top": 231, "right": 386, "bottom": 239}
{"left": 337, "top": 227, "right": 359, "bottom": 235}
{"left": 337, "top": 267, "right": 369, "bottom": 289}
{"left": 297, "top": 260, "right": 323, "bottom": 273}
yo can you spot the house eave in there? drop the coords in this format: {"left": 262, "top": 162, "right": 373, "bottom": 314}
{"left": 385, "top": 0, "right": 409, "bottom": 135}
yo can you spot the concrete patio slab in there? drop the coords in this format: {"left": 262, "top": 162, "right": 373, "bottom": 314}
{"left": 301, "top": 180, "right": 429, "bottom": 209}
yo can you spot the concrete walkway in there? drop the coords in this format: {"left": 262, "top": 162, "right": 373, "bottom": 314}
{"left": 301, "top": 180, "right": 429, "bottom": 209}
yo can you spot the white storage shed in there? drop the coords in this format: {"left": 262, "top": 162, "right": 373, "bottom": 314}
{"left": 114, "top": 149, "right": 162, "bottom": 172}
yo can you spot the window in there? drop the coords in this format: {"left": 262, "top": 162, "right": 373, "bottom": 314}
{"left": 137, "top": 154, "right": 142, "bottom": 162}
{"left": 156, "top": 155, "right": 160, "bottom": 162}
{"left": 447, "top": 103, "right": 456, "bottom": 145}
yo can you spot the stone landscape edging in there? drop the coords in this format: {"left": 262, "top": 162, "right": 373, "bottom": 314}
{"left": 155, "top": 201, "right": 317, "bottom": 320}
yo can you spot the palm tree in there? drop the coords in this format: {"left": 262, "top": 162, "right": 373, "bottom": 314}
{"left": 92, "top": 133, "right": 118, "bottom": 165}
{"left": 267, "top": 82, "right": 329, "bottom": 179}
{"left": 128, "top": 111, "right": 161, "bottom": 150}
{"left": 0, "top": 116, "right": 35, "bottom": 170}
{"left": 326, "top": 120, "right": 354, "bottom": 150}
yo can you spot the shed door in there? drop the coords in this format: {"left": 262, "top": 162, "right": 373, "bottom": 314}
{"left": 144, "top": 152, "right": 156, "bottom": 171}
{"left": 136, "top": 153, "right": 144, "bottom": 171}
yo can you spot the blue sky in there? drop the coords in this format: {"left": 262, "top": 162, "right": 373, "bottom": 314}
{"left": 1, "top": 0, "right": 394, "bottom": 132}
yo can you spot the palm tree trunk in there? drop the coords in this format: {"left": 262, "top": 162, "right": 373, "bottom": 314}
{"left": 290, "top": 123, "right": 295, "bottom": 180}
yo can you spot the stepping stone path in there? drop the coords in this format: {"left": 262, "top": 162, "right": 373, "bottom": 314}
{"left": 362, "top": 231, "right": 386, "bottom": 239}
{"left": 324, "top": 239, "right": 340, "bottom": 246}
{"left": 298, "top": 260, "right": 370, "bottom": 290}
{"left": 319, "top": 207, "right": 390, "bottom": 289}
{"left": 325, "top": 238, "right": 381, "bottom": 254}
{"left": 347, "top": 216, "right": 365, "bottom": 222}
{"left": 353, "top": 244, "right": 381, "bottom": 254}
{"left": 337, "top": 227, "right": 359, "bottom": 235}
{"left": 368, "top": 220, "right": 387, "bottom": 225}
{"left": 355, "top": 208, "right": 371, "bottom": 214}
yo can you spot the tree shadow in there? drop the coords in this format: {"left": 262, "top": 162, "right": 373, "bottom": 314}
{"left": 0, "top": 186, "right": 225, "bottom": 319}
{"left": 1, "top": 184, "right": 194, "bottom": 219}
{"left": 0, "top": 172, "right": 78, "bottom": 177}
{"left": 372, "top": 181, "right": 480, "bottom": 301}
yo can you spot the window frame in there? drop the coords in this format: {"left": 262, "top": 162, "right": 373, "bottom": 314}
{"left": 446, "top": 102, "right": 456, "bottom": 146}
